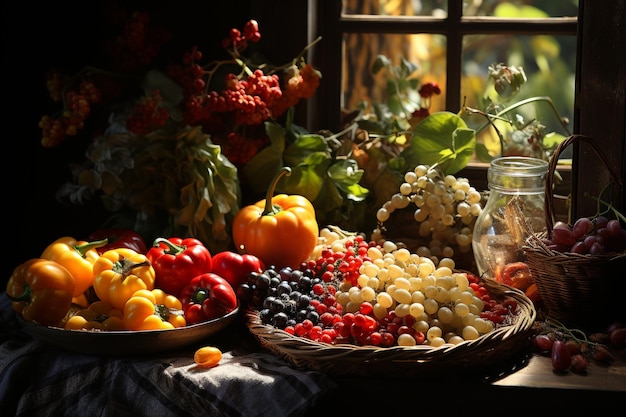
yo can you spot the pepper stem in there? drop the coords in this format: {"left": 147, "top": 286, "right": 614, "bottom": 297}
{"left": 262, "top": 167, "right": 291, "bottom": 216}
{"left": 152, "top": 237, "right": 185, "bottom": 255}
{"left": 7, "top": 285, "right": 32, "bottom": 303}
{"left": 114, "top": 259, "right": 152, "bottom": 278}
{"left": 74, "top": 239, "right": 109, "bottom": 257}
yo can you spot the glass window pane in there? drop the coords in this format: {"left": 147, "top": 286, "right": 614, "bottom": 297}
{"left": 461, "top": 34, "right": 577, "bottom": 160}
{"left": 463, "top": 0, "right": 579, "bottom": 18}
{"left": 342, "top": 0, "right": 447, "bottom": 17}
{"left": 342, "top": 33, "right": 447, "bottom": 114}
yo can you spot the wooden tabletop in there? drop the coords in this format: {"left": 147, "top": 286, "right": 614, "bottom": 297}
{"left": 494, "top": 353, "right": 626, "bottom": 392}
{"left": 305, "top": 352, "right": 625, "bottom": 415}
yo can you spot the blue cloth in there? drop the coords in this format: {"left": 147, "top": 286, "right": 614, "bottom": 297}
{"left": 0, "top": 293, "right": 333, "bottom": 417}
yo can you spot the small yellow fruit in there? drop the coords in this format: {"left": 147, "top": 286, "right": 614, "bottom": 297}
{"left": 194, "top": 346, "right": 223, "bottom": 368}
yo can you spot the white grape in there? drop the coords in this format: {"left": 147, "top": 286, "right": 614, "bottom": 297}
{"left": 376, "top": 207, "right": 390, "bottom": 222}
{"left": 399, "top": 182, "right": 413, "bottom": 195}
{"left": 404, "top": 171, "right": 418, "bottom": 184}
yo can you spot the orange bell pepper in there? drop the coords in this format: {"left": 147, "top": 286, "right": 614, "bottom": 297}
{"left": 40, "top": 236, "right": 107, "bottom": 297}
{"left": 123, "top": 288, "right": 186, "bottom": 330}
{"left": 92, "top": 248, "right": 156, "bottom": 311}
{"left": 64, "top": 300, "right": 124, "bottom": 331}
{"left": 6, "top": 258, "right": 75, "bottom": 326}
{"left": 232, "top": 167, "right": 319, "bottom": 269}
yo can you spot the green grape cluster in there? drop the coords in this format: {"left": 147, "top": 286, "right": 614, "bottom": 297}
{"left": 372, "top": 164, "right": 484, "bottom": 263}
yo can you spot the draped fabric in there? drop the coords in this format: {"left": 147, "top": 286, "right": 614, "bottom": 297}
{"left": 0, "top": 293, "right": 333, "bottom": 417}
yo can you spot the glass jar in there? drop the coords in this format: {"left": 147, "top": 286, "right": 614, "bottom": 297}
{"left": 472, "top": 156, "right": 548, "bottom": 281}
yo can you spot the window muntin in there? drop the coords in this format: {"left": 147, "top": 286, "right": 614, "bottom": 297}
{"left": 341, "top": 0, "right": 578, "bottom": 18}
{"left": 339, "top": 0, "right": 578, "bottom": 161}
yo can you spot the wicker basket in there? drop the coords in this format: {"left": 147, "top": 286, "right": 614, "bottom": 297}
{"left": 246, "top": 277, "right": 536, "bottom": 378}
{"left": 523, "top": 134, "right": 626, "bottom": 331}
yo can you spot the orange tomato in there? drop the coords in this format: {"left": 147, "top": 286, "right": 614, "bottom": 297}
{"left": 194, "top": 346, "right": 223, "bottom": 368}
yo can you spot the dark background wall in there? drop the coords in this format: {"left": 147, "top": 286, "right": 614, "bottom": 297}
{"left": 1, "top": 1, "right": 261, "bottom": 288}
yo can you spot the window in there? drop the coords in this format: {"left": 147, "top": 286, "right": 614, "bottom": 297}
{"left": 307, "top": 0, "right": 624, "bottom": 220}
{"left": 316, "top": 1, "right": 577, "bottom": 157}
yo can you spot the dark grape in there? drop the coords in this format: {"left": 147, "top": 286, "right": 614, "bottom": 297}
{"left": 570, "top": 241, "right": 588, "bottom": 254}
{"left": 572, "top": 217, "right": 592, "bottom": 239}
{"left": 547, "top": 215, "right": 625, "bottom": 255}
{"left": 533, "top": 334, "right": 554, "bottom": 352}
{"left": 593, "top": 215, "right": 609, "bottom": 230}
{"left": 552, "top": 226, "right": 576, "bottom": 247}
{"left": 551, "top": 340, "right": 571, "bottom": 372}
{"left": 606, "top": 219, "right": 622, "bottom": 237}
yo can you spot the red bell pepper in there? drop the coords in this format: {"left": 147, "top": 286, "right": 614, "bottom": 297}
{"left": 88, "top": 228, "right": 148, "bottom": 254}
{"left": 180, "top": 273, "right": 238, "bottom": 324}
{"left": 146, "top": 237, "right": 213, "bottom": 297}
{"left": 210, "top": 251, "right": 265, "bottom": 288}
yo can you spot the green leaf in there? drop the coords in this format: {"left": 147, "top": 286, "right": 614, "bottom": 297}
{"left": 543, "top": 132, "right": 566, "bottom": 149}
{"left": 399, "top": 111, "right": 476, "bottom": 174}
{"left": 387, "top": 94, "right": 405, "bottom": 116}
{"left": 327, "top": 159, "right": 369, "bottom": 200}
{"left": 242, "top": 145, "right": 284, "bottom": 194}
{"left": 312, "top": 175, "right": 345, "bottom": 219}
{"left": 265, "top": 121, "right": 287, "bottom": 151}
{"left": 399, "top": 57, "right": 419, "bottom": 78}
{"left": 278, "top": 160, "right": 330, "bottom": 201}
{"left": 372, "top": 55, "right": 391, "bottom": 74}
{"left": 474, "top": 143, "right": 494, "bottom": 163}
{"left": 283, "top": 134, "right": 330, "bottom": 166}
{"left": 494, "top": 4, "right": 547, "bottom": 18}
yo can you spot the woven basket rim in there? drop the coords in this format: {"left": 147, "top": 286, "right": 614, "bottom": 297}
{"left": 245, "top": 278, "right": 536, "bottom": 377}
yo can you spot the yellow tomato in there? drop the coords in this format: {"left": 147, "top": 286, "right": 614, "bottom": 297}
{"left": 194, "top": 346, "right": 223, "bottom": 368}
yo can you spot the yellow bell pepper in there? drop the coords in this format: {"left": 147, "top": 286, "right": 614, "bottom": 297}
{"left": 232, "top": 167, "right": 319, "bottom": 269}
{"left": 92, "top": 248, "right": 156, "bottom": 311}
{"left": 6, "top": 258, "right": 75, "bottom": 326}
{"left": 123, "top": 288, "right": 186, "bottom": 330}
{"left": 40, "top": 236, "right": 107, "bottom": 297}
{"left": 64, "top": 300, "right": 124, "bottom": 331}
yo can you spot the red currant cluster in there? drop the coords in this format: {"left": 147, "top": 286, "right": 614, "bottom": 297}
{"left": 307, "top": 235, "right": 374, "bottom": 287}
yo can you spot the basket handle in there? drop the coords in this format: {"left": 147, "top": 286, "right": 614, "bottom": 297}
{"left": 545, "top": 134, "right": 623, "bottom": 232}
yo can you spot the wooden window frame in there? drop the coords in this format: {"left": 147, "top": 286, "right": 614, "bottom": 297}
{"left": 252, "top": 0, "right": 625, "bottom": 219}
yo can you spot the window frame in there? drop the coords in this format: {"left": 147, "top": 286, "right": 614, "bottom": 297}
{"left": 305, "top": 0, "right": 624, "bottom": 220}
{"left": 312, "top": 0, "right": 577, "bottom": 129}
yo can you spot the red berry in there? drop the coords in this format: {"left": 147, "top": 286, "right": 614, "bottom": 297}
{"left": 570, "top": 354, "right": 588, "bottom": 374}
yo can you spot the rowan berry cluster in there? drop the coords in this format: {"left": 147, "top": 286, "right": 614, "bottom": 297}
{"left": 165, "top": 19, "right": 321, "bottom": 166}
{"left": 38, "top": 11, "right": 321, "bottom": 170}
{"left": 39, "top": 10, "right": 170, "bottom": 148}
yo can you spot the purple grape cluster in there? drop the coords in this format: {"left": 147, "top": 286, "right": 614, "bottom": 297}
{"left": 543, "top": 216, "right": 626, "bottom": 255}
